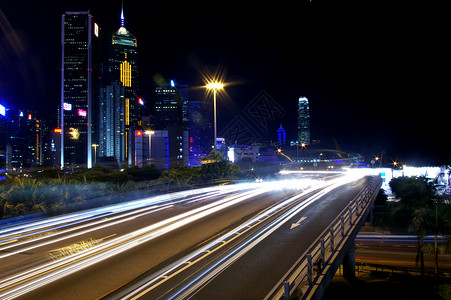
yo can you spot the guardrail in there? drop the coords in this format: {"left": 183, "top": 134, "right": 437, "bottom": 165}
{"left": 265, "top": 175, "right": 382, "bottom": 300}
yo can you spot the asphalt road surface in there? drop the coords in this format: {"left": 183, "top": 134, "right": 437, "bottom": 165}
{"left": 356, "top": 235, "right": 451, "bottom": 273}
{"left": 0, "top": 173, "right": 371, "bottom": 299}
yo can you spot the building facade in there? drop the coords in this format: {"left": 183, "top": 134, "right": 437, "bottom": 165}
{"left": 6, "top": 110, "right": 41, "bottom": 170}
{"left": 297, "top": 96, "right": 310, "bottom": 145}
{"left": 99, "top": 8, "right": 139, "bottom": 165}
{"left": 108, "top": 13, "right": 139, "bottom": 127}
{"left": 99, "top": 81, "right": 125, "bottom": 163}
{"left": 186, "top": 100, "right": 213, "bottom": 166}
{"left": 277, "top": 124, "right": 286, "bottom": 147}
{"left": 60, "top": 11, "right": 102, "bottom": 168}
{"left": 129, "top": 129, "right": 189, "bottom": 170}
{"left": 154, "top": 85, "right": 183, "bottom": 130}
{"left": 227, "top": 145, "right": 260, "bottom": 163}
{"left": 0, "top": 104, "right": 6, "bottom": 170}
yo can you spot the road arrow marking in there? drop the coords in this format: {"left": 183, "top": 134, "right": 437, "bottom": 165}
{"left": 290, "top": 216, "right": 307, "bottom": 230}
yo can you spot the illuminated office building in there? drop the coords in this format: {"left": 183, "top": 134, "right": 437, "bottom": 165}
{"left": 99, "top": 81, "right": 125, "bottom": 163}
{"left": 61, "top": 11, "right": 102, "bottom": 168}
{"left": 141, "top": 81, "right": 187, "bottom": 168}
{"left": 154, "top": 82, "right": 183, "bottom": 130}
{"left": 298, "top": 97, "right": 310, "bottom": 145}
{"left": 99, "top": 6, "right": 139, "bottom": 165}
{"left": 277, "top": 124, "right": 286, "bottom": 147}
{"left": 0, "top": 104, "right": 6, "bottom": 170}
{"left": 6, "top": 110, "right": 41, "bottom": 170}
{"left": 186, "top": 100, "right": 213, "bottom": 166}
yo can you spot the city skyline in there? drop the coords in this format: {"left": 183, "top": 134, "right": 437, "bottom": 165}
{"left": 0, "top": 1, "right": 448, "bottom": 165}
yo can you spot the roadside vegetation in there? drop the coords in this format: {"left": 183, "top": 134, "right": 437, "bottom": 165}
{"left": 370, "top": 175, "right": 451, "bottom": 277}
{"left": 0, "top": 152, "right": 252, "bottom": 221}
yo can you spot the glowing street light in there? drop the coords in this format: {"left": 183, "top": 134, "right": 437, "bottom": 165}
{"left": 92, "top": 144, "right": 99, "bottom": 165}
{"left": 206, "top": 82, "right": 224, "bottom": 152}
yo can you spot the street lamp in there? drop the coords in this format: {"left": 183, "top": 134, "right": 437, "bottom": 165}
{"left": 144, "top": 130, "right": 155, "bottom": 165}
{"left": 92, "top": 144, "right": 99, "bottom": 165}
{"left": 296, "top": 142, "right": 306, "bottom": 163}
{"left": 206, "top": 82, "right": 224, "bottom": 152}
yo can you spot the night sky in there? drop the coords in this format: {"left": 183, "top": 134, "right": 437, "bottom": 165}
{"left": 0, "top": 1, "right": 448, "bottom": 165}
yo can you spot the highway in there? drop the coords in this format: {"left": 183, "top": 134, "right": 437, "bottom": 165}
{"left": 0, "top": 172, "right": 370, "bottom": 299}
{"left": 356, "top": 235, "right": 451, "bottom": 272}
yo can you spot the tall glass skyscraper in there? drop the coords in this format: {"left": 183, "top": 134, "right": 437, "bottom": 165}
{"left": 298, "top": 97, "right": 310, "bottom": 145}
{"left": 99, "top": 81, "right": 125, "bottom": 162}
{"left": 61, "top": 11, "right": 101, "bottom": 168}
{"left": 99, "top": 7, "right": 139, "bottom": 164}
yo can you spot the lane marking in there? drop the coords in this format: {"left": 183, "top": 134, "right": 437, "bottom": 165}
{"left": 290, "top": 217, "right": 307, "bottom": 230}
{"left": 0, "top": 240, "right": 17, "bottom": 246}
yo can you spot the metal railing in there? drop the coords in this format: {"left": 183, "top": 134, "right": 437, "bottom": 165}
{"left": 265, "top": 175, "right": 382, "bottom": 300}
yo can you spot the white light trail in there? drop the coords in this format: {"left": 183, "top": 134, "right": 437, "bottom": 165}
{"left": 0, "top": 175, "right": 362, "bottom": 299}
{"left": 0, "top": 181, "right": 293, "bottom": 299}
{"left": 119, "top": 174, "right": 365, "bottom": 299}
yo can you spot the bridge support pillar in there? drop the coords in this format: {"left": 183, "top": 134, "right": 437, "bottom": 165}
{"left": 342, "top": 242, "right": 356, "bottom": 282}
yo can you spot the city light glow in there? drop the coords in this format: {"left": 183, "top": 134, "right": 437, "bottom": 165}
{"left": 120, "top": 60, "right": 132, "bottom": 87}
{"left": 77, "top": 109, "right": 87, "bottom": 117}
{"left": 69, "top": 128, "right": 79, "bottom": 140}
{"left": 63, "top": 103, "right": 72, "bottom": 111}
{"left": 206, "top": 82, "right": 223, "bottom": 90}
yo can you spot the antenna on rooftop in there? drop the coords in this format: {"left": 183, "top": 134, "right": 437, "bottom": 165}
{"left": 120, "top": 0, "right": 125, "bottom": 27}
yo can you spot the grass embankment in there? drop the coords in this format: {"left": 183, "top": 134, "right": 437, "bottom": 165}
{"left": 0, "top": 167, "right": 162, "bottom": 220}
{"left": 0, "top": 159, "right": 250, "bottom": 221}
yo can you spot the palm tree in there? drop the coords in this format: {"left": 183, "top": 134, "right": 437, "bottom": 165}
{"left": 408, "top": 207, "right": 428, "bottom": 276}
{"left": 390, "top": 176, "right": 440, "bottom": 276}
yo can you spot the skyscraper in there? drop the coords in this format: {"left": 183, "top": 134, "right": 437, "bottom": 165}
{"left": 153, "top": 83, "right": 183, "bottom": 130}
{"left": 61, "top": 11, "right": 101, "bottom": 168}
{"left": 186, "top": 100, "right": 213, "bottom": 165}
{"left": 99, "top": 81, "right": 125, "bottom": 162}
{"left": 298, "top": 97, "right": 310, "bottom": 145}
{"left": 0, "top": 104, "right": 6, "bottom": 170}
{"left": 277, "top": 124, "right": 286, "bottom": 147}
{"left": 149, "top": 81, "right": 188, "bottom": 169}
{"left": 99, "top": 6, "right": 139, "bottom": 164}
{"left": 6, "top": 110, "right": 41, "bottom": 170}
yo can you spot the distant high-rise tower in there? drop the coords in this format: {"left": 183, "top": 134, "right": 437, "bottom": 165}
{"left": 61, "top": 11, "right": 102, "bottom": 168}
{"left": 186, "top": 100, "right": 213, "bottom": 165}
{"left": 99, "top": 5, "right": 139, "bottom": 164}
{"left": 297, "top": 97, "right": 310, "bottom": 145}
{"left": 277, "top": 124, "right": 286, "bottom": 147}
{"left": 6, "top": 110, "right": 41, "bottom": 170}
{"left": 154, "top": 83, "right": 183, "bottom": 130}
{"left": 109, "top": 6, "right": 139, "bottom": 126}
{"left": 99, "top": 81, "right": 125, "bottom": 162}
